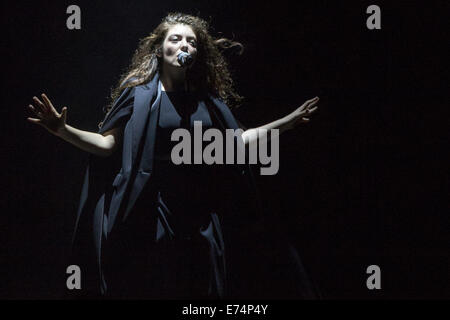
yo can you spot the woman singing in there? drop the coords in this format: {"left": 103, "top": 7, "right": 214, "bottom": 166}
{"left": 26, "top": 12, "right": 319, "bottom": 299}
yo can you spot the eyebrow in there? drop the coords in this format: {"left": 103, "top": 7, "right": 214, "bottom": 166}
{"left": 169, "top": 34, "right": 197, "bottom": 40}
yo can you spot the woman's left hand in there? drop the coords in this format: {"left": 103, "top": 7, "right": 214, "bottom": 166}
{"left": 285, "top": 97, "right": 319, "bottom": 130}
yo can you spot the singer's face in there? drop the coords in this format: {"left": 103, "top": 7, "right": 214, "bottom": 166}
{"left": 161, "top": 24, "right": 198, "bottom": 68}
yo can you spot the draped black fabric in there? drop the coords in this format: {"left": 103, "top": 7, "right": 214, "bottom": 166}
{"left": 100, "top": 90, "right": 235, "bottom": 298}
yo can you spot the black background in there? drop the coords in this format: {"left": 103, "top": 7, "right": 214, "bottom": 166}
{"left": 1, "top": 0, "right": 448, "bottom": 299}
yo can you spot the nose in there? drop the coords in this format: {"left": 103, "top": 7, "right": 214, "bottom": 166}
{"left": 180, "top": 39, "right": 188, "bottom": 52}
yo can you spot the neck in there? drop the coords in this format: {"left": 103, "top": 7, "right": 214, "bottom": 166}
{"left": 160, "top": 65, "right": 187, "bottom": 92}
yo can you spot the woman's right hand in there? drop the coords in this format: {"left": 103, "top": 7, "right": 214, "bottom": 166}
{"left": 27, "top": 93, "right": 68, "bottom": 136}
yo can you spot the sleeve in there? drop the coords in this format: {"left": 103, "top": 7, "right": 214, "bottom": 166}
{"left": 98, "top": 86, "right": 135, "bottom": 134}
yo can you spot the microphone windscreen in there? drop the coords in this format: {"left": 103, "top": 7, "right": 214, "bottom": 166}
{"left": 177, "top": 52, "right": 193, "bottom": 66}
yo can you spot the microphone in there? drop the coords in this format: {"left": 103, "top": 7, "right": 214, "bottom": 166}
{"left": 177, "top": 52, "right": 193, "bottom": 67}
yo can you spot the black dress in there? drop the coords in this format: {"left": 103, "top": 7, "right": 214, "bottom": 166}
{"left": 102, "top": 90, "right": 232, "bottom": 299}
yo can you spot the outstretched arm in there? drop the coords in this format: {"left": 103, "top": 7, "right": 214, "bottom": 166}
{"left": 241, "top": 97, "right": 319, "bottom": 145}
{"left": 27, "top": 93, "right": 121, "bottom": 157}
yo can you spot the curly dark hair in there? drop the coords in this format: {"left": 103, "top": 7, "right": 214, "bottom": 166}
{"left": 103, "top": 12, "right": 244, "bottom": 119}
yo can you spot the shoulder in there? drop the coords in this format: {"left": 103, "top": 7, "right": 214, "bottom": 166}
{"left": 205, "top": 95, "right": 243, "bottom": 130}
{"left": 206, "top": 94, "right": 227, "bottom": 109}
{"left": 208, "top": 95, "right": 233, "bottom": 114}
{"left": 98, "top": 87, "right": 136, "bottom": 133}
{"left": 117, "top": 77, "right": 149, "bottom": 98}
